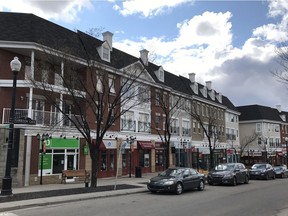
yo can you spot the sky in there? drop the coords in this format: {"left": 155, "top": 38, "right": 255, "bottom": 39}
{"left": 1, "top": 0, "right": 288, "bottom": 110}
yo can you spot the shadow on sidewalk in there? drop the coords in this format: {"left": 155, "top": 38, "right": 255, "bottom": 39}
{"left": 0, "top": 184, "right": 142, "bottom": 203}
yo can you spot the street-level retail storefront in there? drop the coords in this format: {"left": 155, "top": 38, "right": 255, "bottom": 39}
{"left": 97, "top": 140, "right": 117, "bottom": 178}
{"left": 155, "top": 142, "right": 165, "bottom": 172}
{"left": 137, "top": 141, "right": 154, "bottom": 173}
{"left": 172, "top": 141, "right": 192, "bottom": 167}
{"left": 37, "top": 138, "right": 80, "bottom": 182}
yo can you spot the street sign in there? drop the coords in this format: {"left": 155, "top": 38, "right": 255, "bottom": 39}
{"left": 14, "top": 117, "right": 36, "bottom": 125}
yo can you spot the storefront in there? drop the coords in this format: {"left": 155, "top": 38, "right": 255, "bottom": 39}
{"left": 155, "top": 142, "right": 165, "bottom": 172}
{"left": 38, "top": 138, "right": 79, "bottom": 177}
{"left": 98, "top": 140, "right": 117, "bottom": 178}
{"left": 119, "top": 140, "right": 137, "bottom": 176}
{"left": 172, "top": 141, "right": 191, "bottom": 167}
{"left": 137, "top": 141, "right": 154, "bottom": 173}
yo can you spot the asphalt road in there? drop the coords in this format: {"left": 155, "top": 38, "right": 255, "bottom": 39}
{"left": 6, "top": 178, "right": 288, "bottom": 216}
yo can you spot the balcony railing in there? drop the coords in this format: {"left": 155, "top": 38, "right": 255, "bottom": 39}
{"left": 121, "top": 119, "right": 136, "bottom": 132}
{"left": 138, "top": 121, "right": 150, "bottom": 133}
{"left": 2, "top": 108, "right": 81, "bottom": 128}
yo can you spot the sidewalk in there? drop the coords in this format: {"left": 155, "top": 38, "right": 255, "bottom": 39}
{"left": 0, "top": 173, "right": 154, "bottom": 212}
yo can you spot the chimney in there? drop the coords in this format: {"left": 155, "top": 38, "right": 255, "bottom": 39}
{"left": 206, "top": 81, "right": 212, "bottom": 90}
{"left": 189, "top": 73, "right": 195, "bottom": 83}
{"left": 102, "top": 31, "right": 113, "bottom": 50}
{"left": 276, "top": 105, "right": 282, "bottom": 112}
{"left": 140, "top": 49, "right": 149, "bottom": 66}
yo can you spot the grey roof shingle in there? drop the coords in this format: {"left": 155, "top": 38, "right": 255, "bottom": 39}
{"left": 237, "top": 105, "right": 283, "bottom": 122}
{"left": 0, "top": 11, "right": 239, "bottom": 112}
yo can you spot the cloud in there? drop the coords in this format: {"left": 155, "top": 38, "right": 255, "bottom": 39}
{"left": 0, "top": 0, "right": 93, "bottom": 23}
{"left": 114, "top": 5, "right": 288, "bottom": 108}
{"left": 112, "top": 0, "right": 194, "bottom": 17}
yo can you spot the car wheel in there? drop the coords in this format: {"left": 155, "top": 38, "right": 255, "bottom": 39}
{"left": 265, "top": 173, "right": 269, "bottom": 180}
{"left": 232, "top": 177, "right": 237, "bottom": 186}
{"left": 149, "top": 190, "right": 157, "bottom": 194}
{"left": 272, "top": 173, "right": 276, "bottom": 179}
{"left": 175, "top": 182, "right": 183, "bottom": 195}
{"left": 198, "top": 180, "right": 205, "bottom": 191}
{"left": 244, "top": 175, "right": 249, "bottom": 184}
{"left": 208, "top": 180, "right": 214, "bottom": 186}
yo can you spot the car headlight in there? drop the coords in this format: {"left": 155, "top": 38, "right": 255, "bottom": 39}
{"left": 163, "top": 180, "right": 175, "bottom": 185}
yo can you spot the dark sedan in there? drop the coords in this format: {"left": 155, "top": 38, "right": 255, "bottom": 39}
{"left": 207, "top": 163, "right": 250, "bottom": 186}
{"left": 249, "top": 163, "right": 275, "bottom": 180}
{"left": 147, "top": 167, "right": 206, "bottom": 195}
{"left": 273, "top": 165, "right": 288, "bottom": 178}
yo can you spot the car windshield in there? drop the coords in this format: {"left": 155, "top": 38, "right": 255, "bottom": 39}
{"left": 159, "top": 169, "right": 183, "bottom": 177}
{"left": 214, "top": 164, "right": 235, "bottom": 171}
{"left": 251, "top": 164, "right": 266, "bottom": 169}
{"left": 274, "top": 167, "right": 283, "bottom": 171}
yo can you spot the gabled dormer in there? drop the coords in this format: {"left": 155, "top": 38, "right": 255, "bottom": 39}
{"left": 189, "top": 73, "right": 198, "bottom": 94}
{"left": 97, "top": 31, "right": 113, "bottom": 62}
{"left": 155, "top": 66, "right": 164, "bottom": 82}
{"left": 201, "top": 86, "right": 207, "bottom": 98}
{"left": 216, "top": 93, "right": 222, "bottom": 103}
{"left": 209, "top": 90, "right": 215, "bottom": 101}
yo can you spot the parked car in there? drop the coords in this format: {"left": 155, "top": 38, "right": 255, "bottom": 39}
{"left": 273, "top": 165, "right": 288, "bottom": 178}
{"left": 207, "top": 163, "right": 249, "bottom": 186}
{"left": 147, "top": 167, "right": 206, "bottom": 195}
{"left": 249, "top": 163, "right": 275, "bottom": 180}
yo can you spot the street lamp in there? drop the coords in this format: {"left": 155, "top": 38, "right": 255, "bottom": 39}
{"left": 37, "top": 133, "right": 50, "bottom": 185}
{"left": 1, "top": 57, "right": 21, "bottom": 196}
{"left": 285, "top": 138, "right": 288, "bottom": 168}
{"left": 126, "top": 136, "right": 136, "bottom": 178}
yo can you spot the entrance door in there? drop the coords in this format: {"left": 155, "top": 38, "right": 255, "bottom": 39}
{"left": 67, "top": 155, "right": 75, "bottom": 170}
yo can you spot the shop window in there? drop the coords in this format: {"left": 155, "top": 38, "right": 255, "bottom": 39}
{"left": 155, "top": 150, "right": 164, "bottom": 166}
{"left": 101, "top": 151, "right": 107, "bottom": 171}
{"left": 110, "top": 153, "right": 114, "bottom": 170}
{"left": 122, "top": 153, "right": 127, "bottom": 168}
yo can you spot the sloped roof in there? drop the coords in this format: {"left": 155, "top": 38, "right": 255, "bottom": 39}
{"left": 0, "top": 12, "right": 87, "bottom": 59}
{"left": 0, "top": 11, "right": 239, "bottom": 113}
{"left": 237, "top": 105, "right": 283, "bottom": 122}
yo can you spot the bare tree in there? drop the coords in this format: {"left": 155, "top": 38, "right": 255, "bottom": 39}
{"left": 28, "top": 43, "right": 149, "bottom": 187}
{"left": 273, "top": 43, "right": 288, "bottom": 84}
{"left": 151, "top": 90, "right": 185, "bottom": 169}
{"left": 186, "top": 103, "right": 224, "bottom": 170}
{"left": 239, "top": 131, "right": 258, "bottom": 158}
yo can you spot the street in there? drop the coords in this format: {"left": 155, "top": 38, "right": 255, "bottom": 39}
{"left": 6, "top": 179, "right": 288, "bottom": 216}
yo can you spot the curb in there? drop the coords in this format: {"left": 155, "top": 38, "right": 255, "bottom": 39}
{"left": 0, "top": 188, "right": 148, "bottom": 213}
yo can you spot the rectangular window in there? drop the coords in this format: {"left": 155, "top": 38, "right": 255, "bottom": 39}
{"left": 256, "top": 123, "right": 262, "bottom": 132}
{"left": 155, "top": 114, "right": 160, "bottom": 129}
{"left": 109, "top": 77, "right": 115, "bottom": 94}
{"left": 103, "top": 47, "right": 110, "bottom": 61}
{"left": 25, "top": 65, "right": 32, "bottom": 80}
{"left": 155, "top": 91, "right": 160, "bottom": 106}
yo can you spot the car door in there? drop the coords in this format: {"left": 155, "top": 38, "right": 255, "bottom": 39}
{"left": 234, "top": 164, "right": 243, "bottom": 182}
{"left": 190, "top": 169, "right": 201, "bottom": 188}
{"left": 182, "top": 169, "right": 194, "bottom": 190}
{"left": 238, "top": 164, "right": 246, "bottom": 182}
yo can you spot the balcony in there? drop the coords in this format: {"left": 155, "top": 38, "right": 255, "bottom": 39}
{"left": 138, "top": 121, "right": 150, "bottom": 133}
{"left": 121, "top": 119, "right": 136, "bottom": 132}
{"left": 226, "top": 134, "right": 236, "bottom": 140}
{"left": 170, "top": 126, "right": 179, "bottom": 135}
{"left": 2, "top": 108, "right": 81, "bottom": 128}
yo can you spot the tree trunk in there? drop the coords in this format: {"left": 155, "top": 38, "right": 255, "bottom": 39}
{"left": 89, "top": 142, "right": 99, "bottom": 188}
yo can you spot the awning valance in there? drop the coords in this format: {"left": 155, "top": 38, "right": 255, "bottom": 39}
{"left": 138, "top": 141, "right": 154, "bottom": 149}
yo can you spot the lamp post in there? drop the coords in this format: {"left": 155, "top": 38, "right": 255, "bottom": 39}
{"left": 37, "top": 133, "right": 50, "bottom": 185}
{"left": 285, "top": 138, "right": 288, "bottom": 168}
{"left": 1, "top": 57, "right": 21, "bottom": 196}
{"left": 126, "top": 136, "right": 136, "bottom": 178}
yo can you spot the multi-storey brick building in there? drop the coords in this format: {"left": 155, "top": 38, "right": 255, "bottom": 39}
{"left": 0, "top": 12, "right": 240, "bottom": 187}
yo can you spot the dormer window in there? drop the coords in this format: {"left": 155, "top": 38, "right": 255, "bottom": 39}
{"left": 202, "top": 86, "right": 207, "bottom": 97}
{"left": 103, "top": 46, "right": 110, "bottom": 61}
{"left": 209, "top": 90, "right": 215, "bottom": 100}
{"left": 155, "top": 66, "right": 164, "bottom": 82}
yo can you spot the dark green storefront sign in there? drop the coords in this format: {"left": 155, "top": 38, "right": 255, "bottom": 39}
{"left": 42, "top": 138, "right": 79, "bottom": 149}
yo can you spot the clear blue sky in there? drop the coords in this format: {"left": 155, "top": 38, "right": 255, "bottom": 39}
{"left": 1, "top": 0, "right": 288, "bottom": 109}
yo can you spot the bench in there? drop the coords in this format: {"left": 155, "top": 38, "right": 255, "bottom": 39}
{"left": 61, "top": 169, "right": 90, "bottom": 184}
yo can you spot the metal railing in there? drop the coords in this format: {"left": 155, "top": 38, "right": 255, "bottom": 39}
{"left": 2, "top": 108, "right": 81, "bottom": 128}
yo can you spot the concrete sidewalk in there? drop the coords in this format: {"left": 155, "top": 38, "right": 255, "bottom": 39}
{"left": 0, "top": 173, "right": 154, "bottom": 212}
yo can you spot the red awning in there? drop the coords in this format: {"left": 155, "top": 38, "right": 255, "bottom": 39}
{"left": 138, "top": 141, "right": 154, "bottom": 149}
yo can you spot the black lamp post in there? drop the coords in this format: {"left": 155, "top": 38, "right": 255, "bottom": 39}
{"left": 37, "top": 133, "right": 50, "bottom": 185}
{"left": 126, "top": 136, "right": 136, "bottom": 178}
{"left": 1, "top": 57, "right": 21, "bottom": 196}
{"left": 285, "top": 138, "right": 288, "bottom": 168}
